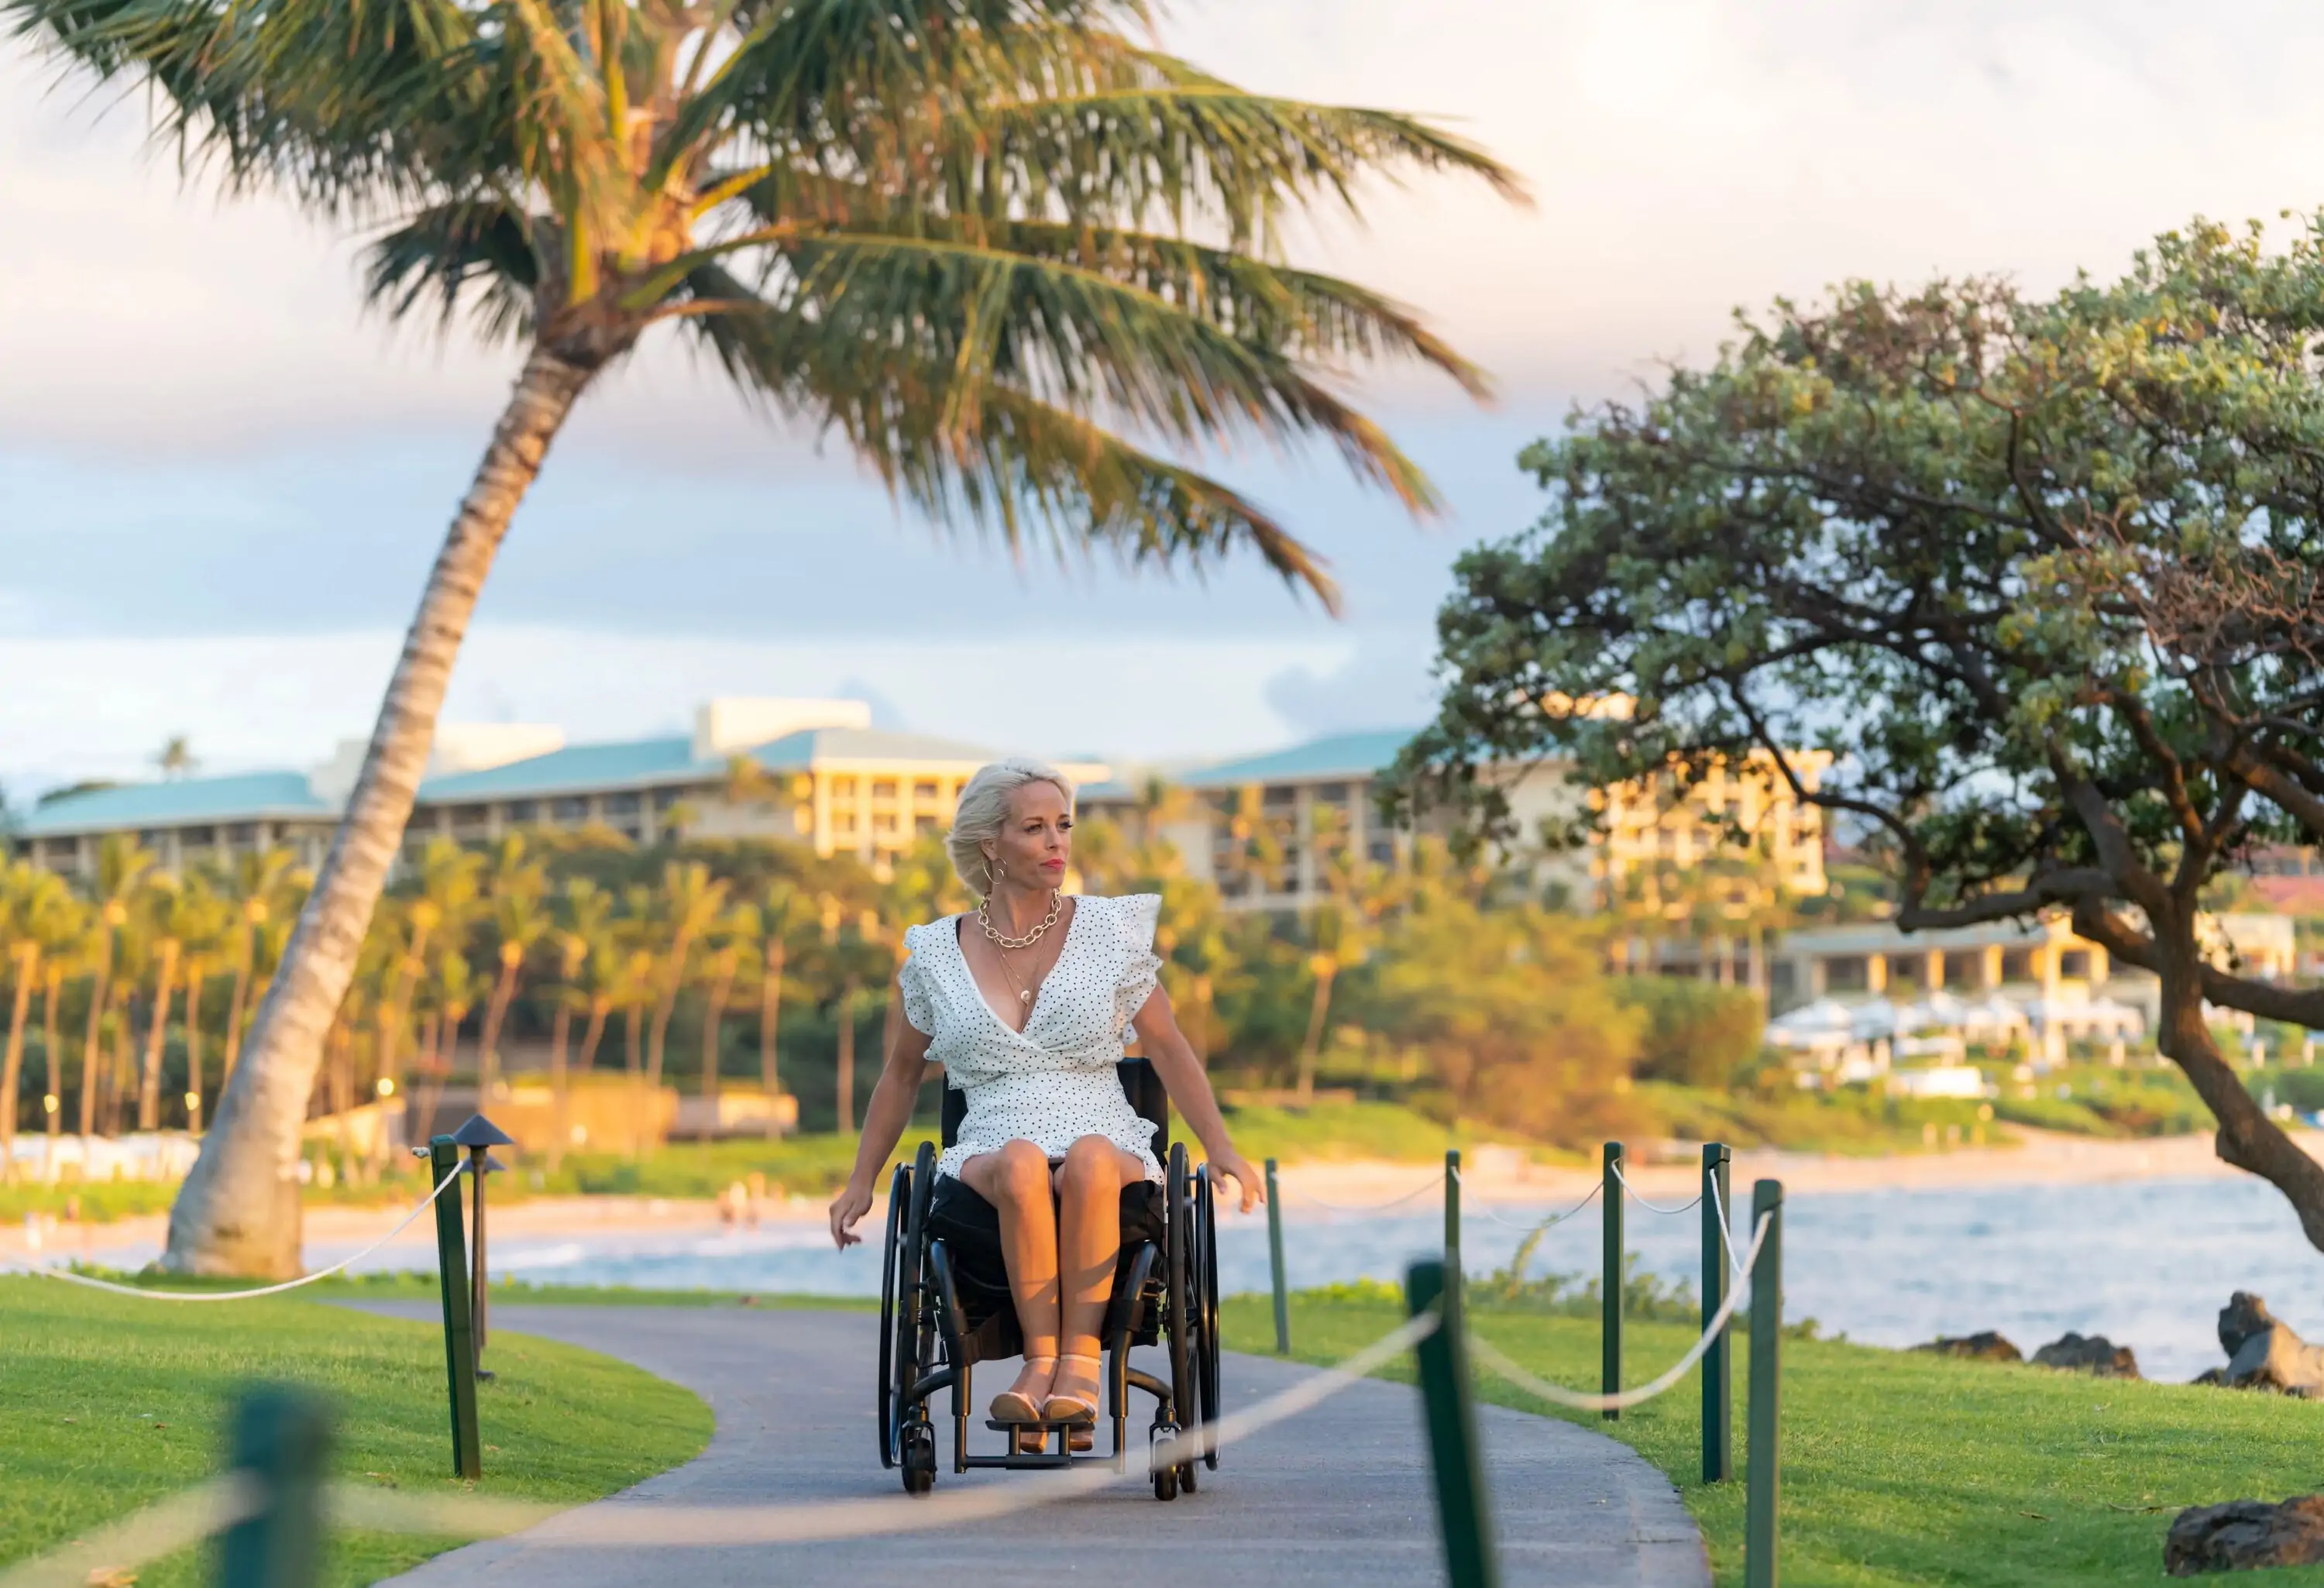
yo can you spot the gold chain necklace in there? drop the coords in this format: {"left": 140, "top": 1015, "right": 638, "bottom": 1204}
{"left": 976, "top": 889, "right": 1063, "bottom": 951}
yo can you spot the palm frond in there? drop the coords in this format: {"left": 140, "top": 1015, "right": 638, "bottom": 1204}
{"left": 675, "top": 262, "right": 1339, "bottom": 609}
{"left": 363, "top": 199, "right": 539, "bottom": 342}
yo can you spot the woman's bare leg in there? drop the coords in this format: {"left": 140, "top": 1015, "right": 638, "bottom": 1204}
{"left": 1049, "top": 1135, "right": 1147, "bottom": 1411}
{"left": 959, "top": 1139, "right": 1059, "bottom": 1409}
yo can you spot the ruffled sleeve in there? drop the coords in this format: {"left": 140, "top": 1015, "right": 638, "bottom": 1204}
{"left": 898, "top": 922, "right": 942, "bottom": 1037}
{"left": 1114, "top": 893, "right": 1165, "bottom": 1036}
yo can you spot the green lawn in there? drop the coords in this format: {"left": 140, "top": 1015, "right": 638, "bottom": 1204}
{"left": 1221, "top": 1291, "right": 2324, "bottom": 1587}
{"left": 0, "top": 1277, "right": 712, "bottom": 1588}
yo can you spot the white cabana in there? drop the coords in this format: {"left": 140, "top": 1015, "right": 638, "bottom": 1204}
{"left": 1767, "top": 999, "right": 1855, "bottom": 1050}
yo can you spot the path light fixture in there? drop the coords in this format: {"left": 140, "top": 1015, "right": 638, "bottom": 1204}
{"left": 452, "top": 1113, "right": 515, "bottom": 1380}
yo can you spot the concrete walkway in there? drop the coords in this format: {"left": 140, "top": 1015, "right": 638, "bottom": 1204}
{"left": 356, "top": 1304, "right": 1708, "bottom": 1588}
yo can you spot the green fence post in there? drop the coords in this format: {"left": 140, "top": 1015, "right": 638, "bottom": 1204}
{"left": 1601, "top": 1139, "right": 1624, "bottom": 1421}
{"left": 1265, "top": 1158, "right": 1290, "bottom": 1356}
{"left": 1406, "top": 1257, "right": 1501, "bottom": 1588}
{"left": 215, "top": 1387, "right": 331, "bottom": 1588}
{"left": 428, "top": 1134, "right": 482, "bottom": 1480}
{"left": 1745, "top": 1178, "right": 1785, "bottom": 1588}
{"left": 1701, "top": 1141, "right": 1733, "bottom": 1483}
{"left": 1443, "top": 1149, "right": 1463, "bottom": 1321}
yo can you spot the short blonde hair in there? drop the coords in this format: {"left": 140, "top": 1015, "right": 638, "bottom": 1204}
{"left": 947, "top": 758, "right": 1075, "bottom": 896}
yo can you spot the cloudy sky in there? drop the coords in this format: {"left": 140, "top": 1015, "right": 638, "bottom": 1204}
{"left": 8, "top": 0, "right": 2324, "bottom": 793}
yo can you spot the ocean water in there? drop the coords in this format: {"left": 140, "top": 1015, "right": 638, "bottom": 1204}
{"left": 298, "top": 1172, "right": 2324, "bottom": 1383}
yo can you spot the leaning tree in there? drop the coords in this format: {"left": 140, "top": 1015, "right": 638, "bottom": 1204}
{"left": 10, "top": 0, "right": 1521, "bottom": 1273}
{"left": 1395, "top": 217, "right": 2324, "bottom": 1253}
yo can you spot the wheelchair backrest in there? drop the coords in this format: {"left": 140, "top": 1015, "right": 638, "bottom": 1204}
{"left": 938, "top": 1058, "right": 1169, "bottom": 1157}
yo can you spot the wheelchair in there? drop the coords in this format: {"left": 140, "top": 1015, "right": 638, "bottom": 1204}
{"left": 877, "top": 1059, "right": 1222, "bottom": 1500}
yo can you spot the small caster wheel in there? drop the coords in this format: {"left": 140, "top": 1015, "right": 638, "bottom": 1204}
{"left": 1150, "top": 1422, "right": 1181, "bottom": 1502}
{"left": 901, "top": 1424, "right": 936, "bottom": 1496}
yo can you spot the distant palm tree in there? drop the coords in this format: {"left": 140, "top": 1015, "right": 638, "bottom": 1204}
{"left": 476, "top": 837, "right": 550, "bottom": 1099}
{"left": 153, "top": 736, "right": 199, "bottom": 782}
{"left": 16, "top": 0, "right": 1519, "bottom": 1275}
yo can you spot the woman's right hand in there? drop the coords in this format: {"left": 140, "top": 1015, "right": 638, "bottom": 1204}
{"left": 829, "top": 1178, "right": 875, "bottom": 1249}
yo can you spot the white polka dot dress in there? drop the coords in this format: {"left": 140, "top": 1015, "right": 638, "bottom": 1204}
{"left": 899, "top": 893, "right": 1166, "bottom": 1185}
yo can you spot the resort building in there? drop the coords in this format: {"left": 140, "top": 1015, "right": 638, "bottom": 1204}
{"left": 1082, "top": 727, "right": 1831, "bottom": 916}
{"left": 12, "top": 697, "right": 1109, "bottom": 878}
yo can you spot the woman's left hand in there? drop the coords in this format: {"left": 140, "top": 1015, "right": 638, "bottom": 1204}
{"left": 1206, "top": 1149, "right": 1263, "bottom": 1214}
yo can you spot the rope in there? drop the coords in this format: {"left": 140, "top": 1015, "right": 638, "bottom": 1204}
{"left": 0, "top": 1310, "right": 1442, "bottom": 1574}
{"left": 0, "top": 1473, "right": 263, "bottom": 1588}
{"left": 1608, "top": 1162, "right": 1702, "bottom": 1216}
{"left": 1708, "top": 1174, "right": 1745, "bottom": 1280}
{"left": 1279, "top": 1171, "right": 1446, "bottom": 1214}
{"left": 9, "top": 1165, "right": 462, "bottom": 1302}
{"left": 1470, "top": 1180, "right": 1600, "bottom": 1232}
{"left": 1466, "top": 1211, "right": 1772, "bottom": 1414}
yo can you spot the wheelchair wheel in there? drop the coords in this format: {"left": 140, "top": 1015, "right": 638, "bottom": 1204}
{"left": 1166, "top": 1143, "right": 1198, "bottom": 1494}
{"left": 1195, "top": 1166, "right": 1222, "bottom": 1470}
{"left": 875, "top": 1159, "right": 913, "bottom": 1468}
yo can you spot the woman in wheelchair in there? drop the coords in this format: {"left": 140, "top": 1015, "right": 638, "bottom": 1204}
{"left": 829, "top": 758, "right": 1260, "bottom": 1455}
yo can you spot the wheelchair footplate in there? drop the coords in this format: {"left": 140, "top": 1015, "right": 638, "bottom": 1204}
{"left": 979, "top": 1417, "right": 1109, "bottom": 1468}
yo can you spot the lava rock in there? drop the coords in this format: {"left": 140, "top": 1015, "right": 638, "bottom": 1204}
{"left": 2167, "top": 1495, "right": 2324, "bottom": 1575}
{"left": 1912, "top": 1331, "right": 2022, "bottom": 1363}
{"left": 2222, "top": 1292, "right": 2280, "bottom": 1359}
{"left": 2032, "top": 1332, "right": 2141, "bottom": 1379}
{"left": 2217, "top": 1294, "right": 2324, "bottom": 1397}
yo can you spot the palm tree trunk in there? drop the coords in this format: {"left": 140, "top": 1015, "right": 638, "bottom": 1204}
{"left": 576, "top": 1000, "right": 610, "bottom": 1153}
{"left": 836, "top": 975, "right": 859, "bottom": 1134}
{"left": 165, "top": 343, "right": 599, "bottom": 1277}
{"left": 41, "top": 966, "right": 61, "bottom": 1178}
{"left": 758, "top": 940, "right": 785, "bottom": 1136}
{"left": 106, "top": 993, "right": 132, "bottom": 1136}
{"left": 2, "top": 949, "right": 33, "bottom": 1168}
{"left": 139, "top": 940, "right": 180, "bottom": 1132}
{"left": 222, "top": 926, "right": 253, "bottom": 1086}
{"left": 478, "top": 953, "right": 521, "bottom": 1102}
{"left": 1295, "top": 962, "right": 1337, "bottom": 1108}
{"left": 184, "top": 964, "right": 206, "bottom": 1134}
{"left": 79, "top": 934, "right": 114, "bottom": 1146}
{"left": 547, "top": 999, "right": 574, "bottom": 1172}
{"left": 701, "top": 957, "right": 734, "bottom": 1111}
{"left": 647, "top": 928, "right": 698, "bottom": 1098}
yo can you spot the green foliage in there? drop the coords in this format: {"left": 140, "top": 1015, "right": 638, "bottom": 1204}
{"left": 0, "top": 1278, "right": 709, "bottom": 1587}
{"left": 1472, "top": 1246, "right": 1702, "bottom": 1324}
{"left": 1392, "top": 211, "right": 2324, "bottom": 1236}
{"left": 1613, "top": 976, "right": 1765, "bottom": 1088}
{"left": 1364, "top": 844, "right": 1644, "bottom": 1146}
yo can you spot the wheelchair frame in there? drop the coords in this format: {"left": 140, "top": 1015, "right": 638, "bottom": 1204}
{"left": 876, "top": 1070, "right": 1222, "bottom": 1501}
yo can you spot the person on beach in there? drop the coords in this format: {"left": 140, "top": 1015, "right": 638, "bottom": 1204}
{"left": 828, "top": 757, "right": 1261, "bottom": 1440}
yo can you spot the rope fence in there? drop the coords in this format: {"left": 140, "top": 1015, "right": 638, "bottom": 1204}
{"left": 6, "top": 1133, "right": 1789, "bottom": 1588}
{"left": 9, "top": 1166, "right": 463, "bottom": 1302}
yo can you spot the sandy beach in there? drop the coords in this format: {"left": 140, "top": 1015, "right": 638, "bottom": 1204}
{"left": 8, "top": 1127, "right": 2309, "bottom": 1273}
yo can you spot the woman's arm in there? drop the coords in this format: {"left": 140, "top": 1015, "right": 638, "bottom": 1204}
{"left": 1133, "top": 983, "right": 1263, "bottom": 1213}
{"left": 828, "top": 974, "right": 937, "bottom": 1248}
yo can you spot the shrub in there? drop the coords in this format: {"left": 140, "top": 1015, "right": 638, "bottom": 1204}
{"left": 1613, "top": 976, "right": 1765, "bottom": 1089}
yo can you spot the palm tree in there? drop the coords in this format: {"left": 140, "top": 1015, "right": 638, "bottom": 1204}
{"left": 133, "top": 878, "right": 184, "bottom": 1132}
{"left": 153, "top": 736, "right": 200, "bottom": 781}
{"left": 696, "top": 907, "right": 755, "bottom": 1113}
{"left": 78, "top": 836, "right": 153, "bottom": 1146}
{"left": 751, "top": 880, "right": 811, "bottom": 1130}
{"left": 17, "top": 0, "right": 1521, "bottom": 1275}
{"left": 476, "top": 837, "right": 549, "bottom": 1100}
{"left": 216, "top": 847, "right": 298, "bottom": 1086}
{"left": 645, "top": 861, "right": 729, "bottom": 1105}
{"left": 167, "top": 872, "right": 231, "bottom": 1132}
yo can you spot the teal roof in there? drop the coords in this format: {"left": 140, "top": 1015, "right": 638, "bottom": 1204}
{"left": 23, "top": 726, "right": 1012, "bottom": 837}
{"left": 18, "top": 772, "right": 331, "bottom": 837}
{"left": 1176, "top": 729, "right": 1416, "bottom": 789}
{"left": 419, "top": 735, "right": 701, "bottom": 800}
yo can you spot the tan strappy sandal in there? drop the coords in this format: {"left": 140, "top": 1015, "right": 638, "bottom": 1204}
{"left": 1041, "top": 1353, "right": 1102, "bottom": 1425}
{"left": 989, "top": 1356, "right": 1056, "bottom": 1425}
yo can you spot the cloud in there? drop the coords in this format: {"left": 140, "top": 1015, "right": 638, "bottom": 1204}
{"left": 13, "top": 2, "right": 2324, "bottom": 455}
{"left": 1261, "top": 631, "right": 1439, "bottom": 740}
